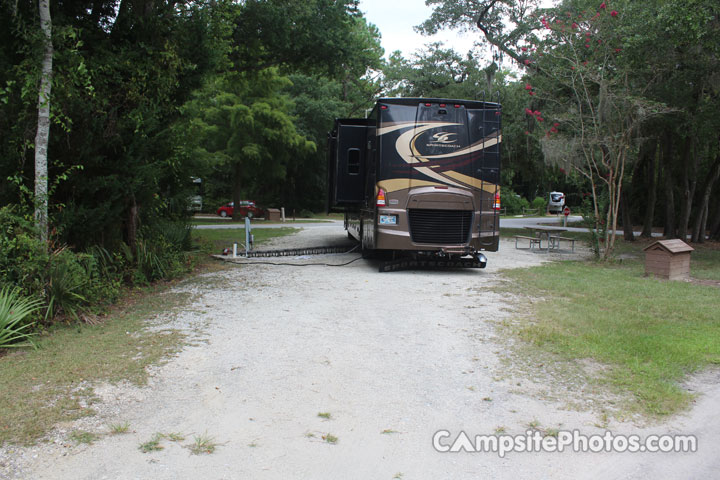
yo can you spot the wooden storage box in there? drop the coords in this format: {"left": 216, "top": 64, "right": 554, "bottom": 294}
{"left": 643, "top": 239, "right": 694, "bottom": 280}
{"left": 266, "top": 208, "right": 282, "bottom": 222}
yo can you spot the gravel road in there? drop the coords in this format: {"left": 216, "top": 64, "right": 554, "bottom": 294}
{"left": 4, "top": 225, "right": 718, "bottom": 479}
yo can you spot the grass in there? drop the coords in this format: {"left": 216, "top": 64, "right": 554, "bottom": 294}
{"left": 322, "top": 433, "right": 338, "bottom": 444}
{"left": 69, "top": 430, "right": 99, "bottom": 445}
{"left": 139, "top": 433, "right": 165, "bottom": 453}
{"left": 502, "top": 239, "right": 720, "bottom": 417}
{"left": 306, "top": 212, "right": 344, "bottom": 220}
{"left": 317, "top": 412, "right": 332, "bottom": 420}
{"left": 166, "top": 432, "right": 185, "bottom": 442}
{"left": 0, "top": 226, "right": 298, "bottom": 447}
{"left": 0, "top": 285, "right": 188, "bottom": 446}
{"left": 500, "top": 227, "right": 593, "bottom": 244}
{"left": 109, "top": 422, "right": 130, "bottom": 434}
{"left": 188, "top": 433, "right": 218, "bottom": 455}
{"left": 190, "top": 218, "right": 332, "bottom": 226}
{"left": 686, "top": 246, "right": 720, "bottom": 281}
{"left": 611, "top": 236, "right": 720, "bottom": 282}
{"left": 192, "top": 227, "right": 299, "bottom": 255}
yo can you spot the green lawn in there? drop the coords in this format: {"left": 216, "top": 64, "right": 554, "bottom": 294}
{"left": 502, "top": 236, "right": 720, "bottom": 417}
{"left": 190, "top": 218, "right": 332, "bottom": 226}
{"left": 192, "top": 227, "right": 299, "bottom": 254}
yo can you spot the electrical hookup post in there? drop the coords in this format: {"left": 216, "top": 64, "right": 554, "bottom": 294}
{"left": 563, "top": 206, "right": 571, "bottom": 227}
{"left": 232, "top": 217, "right": 254, "bottom": 258}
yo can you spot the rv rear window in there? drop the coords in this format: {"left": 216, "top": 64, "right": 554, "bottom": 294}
{"left": 347, "top": 148, "right": 360, "bottom": 175}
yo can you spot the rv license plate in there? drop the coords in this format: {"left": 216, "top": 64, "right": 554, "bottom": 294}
{"left": 379, "top": 215, "right": 397, "bottom": 225}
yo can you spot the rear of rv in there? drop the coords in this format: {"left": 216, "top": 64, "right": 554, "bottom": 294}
{"left": 328, "top": 97, "right": 501, "bottom": 258}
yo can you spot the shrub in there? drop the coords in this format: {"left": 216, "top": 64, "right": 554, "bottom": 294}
{"left": 0, "top": 287, "right": 43, "bottom": 349}
{"left": 45, "top": 247, "right": 90, "bottom": 323}
{"left": 0, "top": 207, "right": 49, "bottom": 297}
{"left": 531, "top": 196, "right": 547, "bottom": 212}
{"left": 1, "top": 206, "right": 193, "bottom": 325}
{"left": 129, "top": 222, "right": 193, "bottom": 285}
{"left": 501, "top": 189, "right": 530, "bottom": 215}
{"left": 80, "top": 246, "right": 123, "bottom": 307}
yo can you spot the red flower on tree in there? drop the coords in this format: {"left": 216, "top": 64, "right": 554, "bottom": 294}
{"left": 611, "top": 10, "right": 618, "bottom": 17}
{"left": 599, "top": 2, "right": 606, "bottom": 8}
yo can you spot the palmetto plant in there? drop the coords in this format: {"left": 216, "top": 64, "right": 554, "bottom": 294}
{"left": 0, "top": 287, "right": 43, "bottom": 349}
{"left": 45, "top": 248, "right": 88, "bottom": 323}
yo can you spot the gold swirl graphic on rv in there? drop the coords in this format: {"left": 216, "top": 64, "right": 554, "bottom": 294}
{"left": 381, "top": 122, "right": 501, "bottom": 192}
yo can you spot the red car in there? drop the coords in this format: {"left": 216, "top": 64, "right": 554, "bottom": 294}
{"left": 216, "top": 201, "right": 265, "bottom": 218}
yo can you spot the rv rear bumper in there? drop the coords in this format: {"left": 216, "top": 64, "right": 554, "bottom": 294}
{"left": 375, "top": 208, "right": 499, "bottom": 252}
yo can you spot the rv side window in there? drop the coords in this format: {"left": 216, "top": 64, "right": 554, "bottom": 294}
{"left": 347, "top": 148, "right": 360, "bottom": 175}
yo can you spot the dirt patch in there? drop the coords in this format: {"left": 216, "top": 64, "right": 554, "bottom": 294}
{"left": 3, "top": 225, "right": 718, "bottom": 479}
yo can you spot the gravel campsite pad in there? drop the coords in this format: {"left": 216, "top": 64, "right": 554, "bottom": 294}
{"left": 3, "top": 225, "right": 719, "bottom": 479}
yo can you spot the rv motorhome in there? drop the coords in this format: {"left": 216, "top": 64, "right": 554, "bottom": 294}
{"left": 327, "top": 97, "right": 501, "bottom": 268}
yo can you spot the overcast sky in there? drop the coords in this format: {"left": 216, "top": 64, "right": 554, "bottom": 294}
{"left": 358, "top": 0, "right": 479, "bottom": 59}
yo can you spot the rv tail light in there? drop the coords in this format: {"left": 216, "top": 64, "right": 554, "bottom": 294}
{"left": 493, "top": 191, "right": 501, "bottom": 210}
{"left": 376, "top": 188, "right": 387, "bottom": 207}
{"left": 454, "top": 104, "right": 461, "bottom": 108}
{"left": 439, "top": 103, "right": 446, "bottom": 107}
{"left": 380, "top": 105, "right": 388, "bottom": 110}
{"left": 425, "top": 103, "right": 432, "bottom": 107}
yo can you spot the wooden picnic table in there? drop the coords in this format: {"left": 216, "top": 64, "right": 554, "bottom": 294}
{"left": 524, "top": 226, "right": 569, "bottom": 251}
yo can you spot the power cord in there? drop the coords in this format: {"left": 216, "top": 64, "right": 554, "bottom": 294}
{"left": 230, "top": 245, "right": 362, "bottom": 267}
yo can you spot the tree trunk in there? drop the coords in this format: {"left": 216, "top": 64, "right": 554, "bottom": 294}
{"left": 34, "top": 0, "right": 53, "bottom": 243}
{"left": 662, "top": 134, "right": 676, "bottom": 238}
{"left": 126, "top": 193, "right": 138, "bottom": 249}
{"left": 232, "top": 162, "right": 242, "bottom": 221}
{"left": 677, "top": 136, "right": 698, "bottom": 241}
{"left": 693, "top": 139, "right": 720, "bottom": 242}
{"left": 641, "top": 139, "right": 658, "bottom": 238}
{"left": 711, "top": 206, "right": 720, "bottom": 241}
{"left": 621, "top": 185, "right": 634, "bottom": 241}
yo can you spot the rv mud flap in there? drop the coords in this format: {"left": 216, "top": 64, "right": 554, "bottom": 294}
{"left": 379, "top": 253, "right": 487, "bottom": 272}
